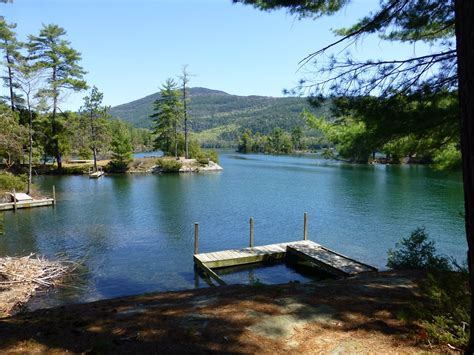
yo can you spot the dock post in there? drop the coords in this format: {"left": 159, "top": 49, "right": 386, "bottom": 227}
{"left": 249, "top": 217, "right": 254, "bottom": 247}
{"left": 194, "top": 222, "right": 199, "bottom": 254}
{"left": 52, "top": 185, "right": 56, "bottom": 207}
{"left": 304, "top": 212, "right": 308, "bottom": 240}
{"left": 13, "top": 189, "right": 17, "bottom": 212}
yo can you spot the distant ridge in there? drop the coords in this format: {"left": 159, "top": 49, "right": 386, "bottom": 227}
{"left": 110, "top": 87, "right": 330, "bottom": 146}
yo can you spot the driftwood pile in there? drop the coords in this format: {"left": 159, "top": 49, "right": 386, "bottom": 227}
{"left": 0, "top": 254, "right": 72, "bottom": 316}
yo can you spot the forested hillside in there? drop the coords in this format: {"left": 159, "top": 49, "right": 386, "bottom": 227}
{"left": 110, "top": 87, "right": 330, "bottom": 147}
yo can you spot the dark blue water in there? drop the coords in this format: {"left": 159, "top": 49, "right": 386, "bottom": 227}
{"left": 0, "top": 151, "right": 466, "bottom": 307}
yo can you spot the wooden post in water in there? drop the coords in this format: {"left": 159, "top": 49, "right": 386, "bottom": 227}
{"left": 52, "top": 185, "right": 56, "bottom": 207}
{"left": 194, "top": 222, "right": 199, "bottom": 254}
{"left": 304, "top": 212, "right": 308, "bottom": 240}
{"left": 249, "top": 217, "right": 254, "bottom": 247}
{"left": 13, "top": 189, "right": 17, "bottom": 212}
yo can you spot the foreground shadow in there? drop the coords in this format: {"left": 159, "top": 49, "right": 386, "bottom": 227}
{"left": 0, "top": 271, "right": 433, "bottom": 353}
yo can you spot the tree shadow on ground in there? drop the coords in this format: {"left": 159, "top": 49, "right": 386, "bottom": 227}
{"left": 0, "top": 270, "right": 434, "bottom": 353}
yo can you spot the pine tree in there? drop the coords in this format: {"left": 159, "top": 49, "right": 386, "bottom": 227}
{"left": 0, "top": 18, "right": 22, "bottom": 110}
{"left": 80, "top": 86, "right": 110, "bottom": 172}
{"left": 27, "top": 24, "right": 87, "bottom": 169}
{"left": 150, "top": 78, "right": 183, "bottom": 157}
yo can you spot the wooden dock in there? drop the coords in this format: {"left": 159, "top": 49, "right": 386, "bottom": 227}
{"left": 192, "top": 214, "right": 377, "bottom": 286}
{"left": 0, "top": 187, "right": 56, "bottom": 212}
{"left": 0, "top": 198, "right": 55, "bottom": 211}
{"left": 194, "top": 240, "right": 377, "bottom": 286}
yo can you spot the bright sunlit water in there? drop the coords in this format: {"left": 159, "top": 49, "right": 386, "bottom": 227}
{"left": 0, "top": 151, "right": 466, "bottom": 307}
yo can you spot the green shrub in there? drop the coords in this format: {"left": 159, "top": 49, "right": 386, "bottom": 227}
{"left": 387, "top": 227, "right": 452, "bottom": 271}
{"left": 205, "top": 149, "right": 219, "bottom": 163}
{"left": 196, "top": 157, "right": 210, "bottom": 165}
{"left": 0, "top": 171, "right": 26, "bottom": 193}
{"left": 105, "top": 160, "right": 129, "bottom": 173}
{"left": 388, "top": 228, "right": 469, "bottom": 349}
{"left": 156, "top": 158, "right": 182, "bottom": 173}
{"left": 404, "top": 271, "right": 470, "bottom": 349}
{"left": 56, "top": 165, "right": 93, "bottom": 175}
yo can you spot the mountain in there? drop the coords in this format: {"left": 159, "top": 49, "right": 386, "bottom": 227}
{"left": 110, "top": 87, "right": 330, "bottom": 146}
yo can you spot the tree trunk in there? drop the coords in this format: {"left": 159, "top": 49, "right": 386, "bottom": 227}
{"left": 26, "top": 95, "right": 33, "bottom": 195}
{"left": 5, "top": 42, "right": 15, "bottom": 111}
{"left": 90, "top": 111, "right": 97, "bottom": 172}
{"left": 184, "top": 86, "right": 188, "bottom": 159}
{"left": 51, "top": 67, "right": 61, "bottom": 169}
{"left": 174, "top": 124, "right": 178, "bottom": 159}
{"left": 93, "top": 147, "right": 97, "bottom": 172}
{"left": 454, "top": 0, "right": 474, "bottom": 352}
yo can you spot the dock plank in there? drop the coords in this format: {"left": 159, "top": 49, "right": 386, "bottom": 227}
{"left": 287, "top": 243, "right": 377, "bottom": 276}
{"left": 194, "top": 239, "right": 376, "bottom": 280}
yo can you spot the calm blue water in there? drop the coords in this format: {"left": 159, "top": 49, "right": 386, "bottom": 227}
{"left": 0, "top": 151, "right": 466, "bottom": 307}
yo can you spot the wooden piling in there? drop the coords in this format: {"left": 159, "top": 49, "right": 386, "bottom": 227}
{"left": 304, "top": 212, "right": 308, "bottom": 240}
{"left": 249, "top": 217, "right": 254, "bottom": 247}
{"left": 13, "top": 189, "right": 17, "bottom": 212}
{"left": 52, "top": 185, "right": 56, "bottom": 207}
{"left": 194, "top": 222, "right": 199, "bottom": 255}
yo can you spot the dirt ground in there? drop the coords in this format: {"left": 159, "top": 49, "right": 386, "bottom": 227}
{"left": 0, "top": 271, "right": 456, "bottom": 354}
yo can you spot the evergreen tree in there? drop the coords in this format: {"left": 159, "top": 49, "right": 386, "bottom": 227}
{"left": 0, "top": 18, "right": 22, "bottom": 110}
{"left": 150, "top": 78, "right": 183, "bottom": 157}
{"left": 80, "top": 86, "right": 110, "bottom": 172}
{"left": 238, "top": 128, "right": 254, "bottom": 153}
{"left": 109, "top": 121, "right": 133, "bottom": 172}
{"left": 27, "top": 24, "right": 87, "bottom": 169}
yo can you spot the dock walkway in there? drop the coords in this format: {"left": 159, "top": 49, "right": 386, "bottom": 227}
{"left": 194, "top": 240, "right": 377, "bottom": 285}
{"left": 0, "top": 198, "right": 55, "bottom": 211}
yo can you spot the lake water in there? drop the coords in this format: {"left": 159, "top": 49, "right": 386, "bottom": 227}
{"left": 1, "top": 151, "right": 466, "bottom": 307}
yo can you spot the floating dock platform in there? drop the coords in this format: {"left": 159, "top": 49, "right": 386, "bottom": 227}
{"left": 194, "top": 240, "right": 377, "bottom": 286}
{"left": 0, "top": 198, "right": 55, "bottom": 211}
{"left": 192, "top": 214, "right": 377, "bottom": 286}
{"left": 0, "top": 188, "right": 56, "bottom": 212}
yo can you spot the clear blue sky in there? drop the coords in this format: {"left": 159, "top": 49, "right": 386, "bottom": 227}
{"left": 2, "top": 0, "right": 434, "bottom": 110}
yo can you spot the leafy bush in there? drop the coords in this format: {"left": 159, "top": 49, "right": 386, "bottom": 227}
{"left": 419, "top": 271, "right": 470, "bottom": 348}
{"left": 387, "top": 227, "right": 452, "bottom": 271}
{"left": 0, "top": 171, "right": 26, "bottom": 193}
{"left": 156, "top": 158, "right": 182, "bottom": 173}
{"left": 55, "top": 165, "right": 93, "bottom": 175}
{"left": 196, "top": 157, "right": 209, "bottom": 165}
{"left": 388, "top": 228, "right": 469, "bottom": 349}
{"left": 106, "top": 160, "right": 129, "bottom": 173}
{"left": 398, "top": 271, "right": 470, "bottom": 349}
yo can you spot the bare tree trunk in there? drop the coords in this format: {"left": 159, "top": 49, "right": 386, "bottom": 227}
{"left": 51, "top": 67, "right": 62, "bottom": 169}
{"left": 90, "top": 111, "right": 97, "bottom": 172}
{"left": 5, "top": 41, "right": 15, "bottom": 111}
{"left": 26, "top": 95, "right": 33, "bottom": 194}
{"left": 455, "top": 0, "right": 474, "bottom": 352}
{"left": 181, "top": 66, "right": 190, "bottom": 159}
{"left": 184, "top": 89, "right": 188, "bottom": 159}
{"left": 174, "top": 123, "right": 178, "bottom": 159}
{"left": 93, "top": 147, "right": 97, "bottom": 172}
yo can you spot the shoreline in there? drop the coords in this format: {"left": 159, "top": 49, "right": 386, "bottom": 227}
{"left": 0, "top": 270, "right": 450, "bottom": 353}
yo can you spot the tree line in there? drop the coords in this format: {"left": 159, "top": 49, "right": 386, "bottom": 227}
{"left": 237, "top": 126, "right": 306, "bottom": 154}
{"left": 0, "top": 19, "right": 152, "bottom": 191}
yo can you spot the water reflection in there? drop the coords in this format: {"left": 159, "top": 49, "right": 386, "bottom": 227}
{"left": 0, "top": 151, "right": 466, "bottom": 308}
